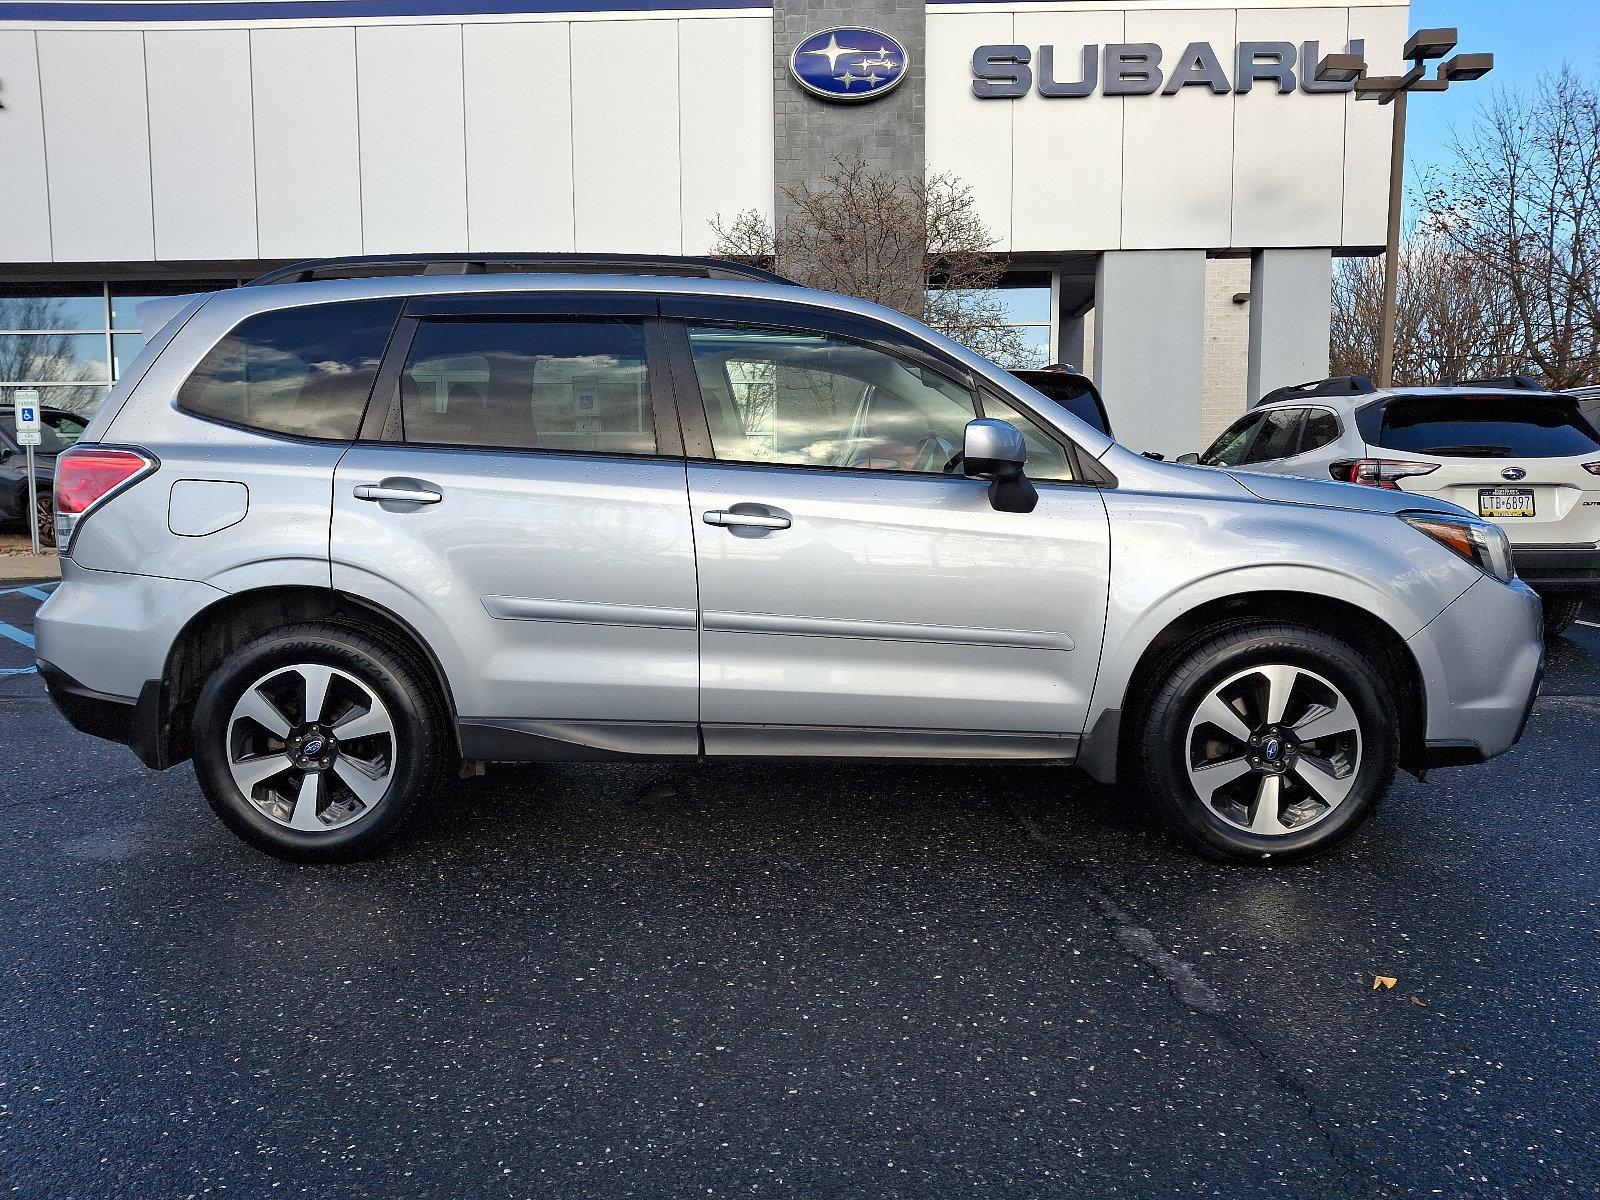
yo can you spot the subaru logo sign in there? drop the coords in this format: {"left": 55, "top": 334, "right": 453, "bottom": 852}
{"left": 302, "top": 736, "right": 325, "bottom": 757}
{"left": 1502, "top": 467, "right": 1527, "bottom": 481}
{"left": 790, "top": 28, "right": 909, "bottom": 103}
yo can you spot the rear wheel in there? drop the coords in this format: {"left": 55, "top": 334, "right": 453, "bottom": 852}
{"left": 34, "top": 489, "right": 54, "bottom": 548}
{"left": 1136, "top": 623, "right": 1398, "bottom": 863}
{"left": 192, "top": 624, "right": 451, "bottom": 862}
{"left": 1539, "top": 594, "right": 1586, "bottom": 639}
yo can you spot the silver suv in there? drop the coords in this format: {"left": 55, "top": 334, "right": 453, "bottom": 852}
{"left": 36, "top": 256, "right": 1545, "bottom": 864}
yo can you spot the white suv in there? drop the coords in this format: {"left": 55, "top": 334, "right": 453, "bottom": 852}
{"left": 1189, "top": 376, "right": 1600, "bottom": 636}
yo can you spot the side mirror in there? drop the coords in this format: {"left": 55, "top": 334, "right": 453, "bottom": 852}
{"left": 1176, "top": 452, "right": 1200, "bottom": 465}
{"left": 962, "top": 418, "right": 1038, "bottom": 514}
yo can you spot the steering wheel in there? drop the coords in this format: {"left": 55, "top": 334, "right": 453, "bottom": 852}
{"left": 911, "top": 434, "right": 960, "bottom": 475}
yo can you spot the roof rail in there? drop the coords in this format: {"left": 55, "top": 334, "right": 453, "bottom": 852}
{"left": 1440, "top": 373, "right": 1548, "bottom": 391}
{"left": 245, "top": 253, "right": 793, "bottom": 289}
{"left": 1258, "top": 375, "right": 1377, "bottom": 406}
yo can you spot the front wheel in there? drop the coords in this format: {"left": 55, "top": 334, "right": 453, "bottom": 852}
{"left": 1539, "top": 594, "right": 1586, "bottom": 639}
{"left": 192, "top": 624, "right": 451, "bottom": 862}
{"left": 1136, "top": 623, "right": 1399, "bottom": 863}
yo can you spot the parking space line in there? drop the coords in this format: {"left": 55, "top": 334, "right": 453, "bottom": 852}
{"left": 1578, "top": 619, "right": 1600, "bottom": 630}
{"left": 14, "top": 586, "right": 53, "bottom": 602}
{"left": 0, "top": 621, "right": 36, "bottom": 650}
{"left": 0, "top": 666, "right": 36, "bottom": 677}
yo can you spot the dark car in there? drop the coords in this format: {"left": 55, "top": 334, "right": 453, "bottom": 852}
{"left": 1012, "top": 365, "right": 1114, "bottom": 439}
{"left": 0, "top": 404, "right": 86, "bottom": 546}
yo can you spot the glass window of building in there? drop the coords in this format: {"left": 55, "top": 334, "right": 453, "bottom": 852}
{"left": 0, "top": 280, "right": 240, "bottom": 420}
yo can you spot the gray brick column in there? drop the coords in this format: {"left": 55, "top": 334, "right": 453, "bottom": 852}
{"left": 772, "top": 0, "right": 926, "bottom": 222}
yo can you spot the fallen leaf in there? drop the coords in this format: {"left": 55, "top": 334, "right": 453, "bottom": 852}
{"left": 1373, "top": 976, "right": 1398, "bottom": 990}
{"left": 1410, "top": 996, "right": 1428, "bottom": 1008}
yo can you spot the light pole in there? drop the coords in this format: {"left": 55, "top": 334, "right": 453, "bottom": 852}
{"left": 1327, "top": 29, "right": 1493, "bottom": 387}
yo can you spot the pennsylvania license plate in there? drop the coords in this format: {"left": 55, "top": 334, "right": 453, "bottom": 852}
{"left": 1479, "top": 487, "right": 1535, "bottom": 518}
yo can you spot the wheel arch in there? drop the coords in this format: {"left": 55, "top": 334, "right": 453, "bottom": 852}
{"left": 156, "top": 585, "right": 462, "bottom": 768}
{"left": 1079, "top": 589, "right": 1428, "bottom": 784}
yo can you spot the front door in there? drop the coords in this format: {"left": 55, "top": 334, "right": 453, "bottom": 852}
{"left": 331, "top": 296, "right": 700, "bottom": 757}
{"left": 671, "top": 315, "right": 1112, "bottom": 759}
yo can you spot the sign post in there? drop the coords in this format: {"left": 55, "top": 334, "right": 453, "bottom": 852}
{"left": 14, "top": 390, "right": 43, "bottom": 556}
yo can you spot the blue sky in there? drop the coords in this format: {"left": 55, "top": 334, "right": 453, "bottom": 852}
{"left": 1407, "top": 0, "right": 1600, "bottom": 179}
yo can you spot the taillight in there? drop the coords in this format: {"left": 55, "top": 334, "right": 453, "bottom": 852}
{"left": 53, "top": 446, "right": 156, "bottom": 550}
{"left": 1329, "top": 458, "right": 1441, "bottom": 490}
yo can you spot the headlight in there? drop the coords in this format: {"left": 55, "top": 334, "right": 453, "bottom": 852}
{"left": 1401, "top": 513, "right": 1516, "bottom": 584}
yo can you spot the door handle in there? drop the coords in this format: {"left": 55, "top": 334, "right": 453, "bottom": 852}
{"left": 354, "top": 484, "right": 442, "bottom": 504}
{"left": 703, "top": 509, "right": 791, "bottom": 530}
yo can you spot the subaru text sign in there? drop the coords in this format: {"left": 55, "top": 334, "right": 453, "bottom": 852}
{"left": 790, "top": 28, "right": 909, "bottom": 103}
{"left": 972, "top": 40, "right": 1364, "bottom": 98}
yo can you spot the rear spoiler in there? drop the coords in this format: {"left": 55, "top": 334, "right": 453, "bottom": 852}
{"left": 136, "top": 294, "right": 204, "bottom": 339}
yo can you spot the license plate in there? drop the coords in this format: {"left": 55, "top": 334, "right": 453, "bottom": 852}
{"left": 1479, "top": 487, "right": 1535, "bottom": 518}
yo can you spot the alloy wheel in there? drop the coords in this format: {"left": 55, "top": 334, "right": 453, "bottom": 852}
{"left": 226, "top": 663, "right": 396, "bottom": 832}
{"left": 1184, "top": 664, "right": 1363, "bottom": 836}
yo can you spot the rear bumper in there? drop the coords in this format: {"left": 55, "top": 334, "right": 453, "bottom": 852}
{"left": 1512, "top": 547, "right": 1600, "bottom": 591}
{"left": 38, "top": 659, "right": 170, "bottom": 769}
{"left": 1407, "top": 576, "right": 1545, "bottom": 767}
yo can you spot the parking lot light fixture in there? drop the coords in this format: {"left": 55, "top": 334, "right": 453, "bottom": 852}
{"left": 1314, "top": 53, "right": 1366, "bottom": 85}
{"left": 1346, "top": 27, "right": 1494, "bottom": 388}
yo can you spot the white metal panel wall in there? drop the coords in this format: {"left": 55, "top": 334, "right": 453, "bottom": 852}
{"left": 357, "top": 24, "right": 468, "bottom": 253}
{"left": 251, "top": 27, "right": 364, "bottom": 260}
{"left": 1231, "top": 5, "right": 1348, "bottom": 248}
{"left": 146, "top": 29, "right": 257, "bottom": 260}
{"left": 1123, "top": 6, "right": 1235, "bottom": 249}
{"left": 927, "top": 11, "right": 1014, "bottom": 253}
{"left": 1344, "top": 4, "right": 1410, "bottom": 248}
{"left": 1012, "top": 8, "right": 1124, "bottom": 253}
{"left": 464, "top": 22, "right": 575, "bottom": 252}
{"left": 679, "top": 17, "right": 774, "bottom": 256}
{"left": 0, "top": 32, "right": 52, "bottom": 260}
{"left": 35, "top": 31, "right": 154, "bottom": 261}
{"left": 571, "top": 20, "right": 681, "bottom": 252}
{"left": 927, "top": 2, "right": 1404, "bottom": 253}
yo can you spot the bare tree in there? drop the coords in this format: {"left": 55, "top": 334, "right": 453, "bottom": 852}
{"left": 1420, "top": 65, "right": 1600, "bottom": 388}
{"left": 712, "top": 155, "right": 1035, "bottom": 367}
{"left": 1332, "top": 230, "right": 1521, "bottom": 384}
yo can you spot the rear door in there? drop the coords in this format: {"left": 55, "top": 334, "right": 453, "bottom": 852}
{"left": 331, "top": 293, "right": 700, "bottom": 755}
{"left": 1372, "top": 392, "right": 1600, "bottom": 547}
{"left": 666, "top": 300, "right": 1111, "bottom": 758}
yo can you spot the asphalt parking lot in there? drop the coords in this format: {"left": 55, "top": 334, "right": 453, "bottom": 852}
{"left": 1, "top": 581, "right": 1596, "bottom": 1199}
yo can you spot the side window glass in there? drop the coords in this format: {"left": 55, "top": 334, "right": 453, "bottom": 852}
{"left": 400, "top": 318, "right": 655, "bottom": 455}
{"left": 980, "top": 391, "right": 1075, "bottom": 481}
{"left": 1300, "top": 410, "right": 1340, "bottom": 454}
{"left": 1199, "top": 414, "right": 1262, "bottom": 467}
{"left": 1242, "top": 409, "right": 1304, "bottom": 464}
{"left": 178, "top": 298, "right": 402, "bottom": 441}
{"left": 687, "top": 323, "right": 976, "bottom": 474}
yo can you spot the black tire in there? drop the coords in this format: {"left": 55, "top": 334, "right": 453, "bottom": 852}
{"left": 1135, "top": 622, "right": 1399, "bottom": 864}
{"left": 192, "top": 623, "right": 452, "bottom": 862}
{"left": 1539, "top": 594, "right": 1586, "bottom": 640}
{"left": 35, "top": 489, "right": 55, "bottom": 548}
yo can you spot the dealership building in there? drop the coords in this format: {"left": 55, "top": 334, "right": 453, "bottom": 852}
{"left": 0, "top": 0, "right": 1409, "bottom": 455}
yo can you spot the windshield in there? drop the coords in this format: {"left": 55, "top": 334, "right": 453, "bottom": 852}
{"left": 1375, "top": 394, "right": 1600, "bottom": 458}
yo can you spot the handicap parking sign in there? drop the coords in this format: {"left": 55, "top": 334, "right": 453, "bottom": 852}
{"left": 14, "top": 390, "right": 41, "bottom": 447}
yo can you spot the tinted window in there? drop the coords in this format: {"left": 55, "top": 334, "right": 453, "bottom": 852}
{"left": 1376, "top": 394, "right": 1600, "bottom": 458}
{"left": 0, "top": 408, "right": 73, "bottom": 454}
{"left": 178, "top": 299, "right": 401, "bottom": 440}
{"left": 1017, "top": 373, "right": 1109, "bottom": 435}
{"left": 1301, "top": 409, "right": 1340, "bottom": 453}
{"left": 400, "top": 318, "right": 654, "bottom": 455}
{"left": 1199, "top": 414, "right": 1263, "bottom": 467}
{"left": 980, "top": 391, "right": 1074, "bottom": 481}
{"left": 688, "top": 324, "right": 976, "bottom": 474}
{"left": 1243, "top": 409, "right": 1304, "bottom": 463}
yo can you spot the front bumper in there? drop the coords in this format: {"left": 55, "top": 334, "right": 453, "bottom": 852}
{"left": 38, "top": 660, "right": 170, "bottom": 769}
{"left": 1512, "top": 547, "right": 1600, "bottom": 592}
{"left": 1407, "top": 575, "right": 1545, "bottom": 767}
